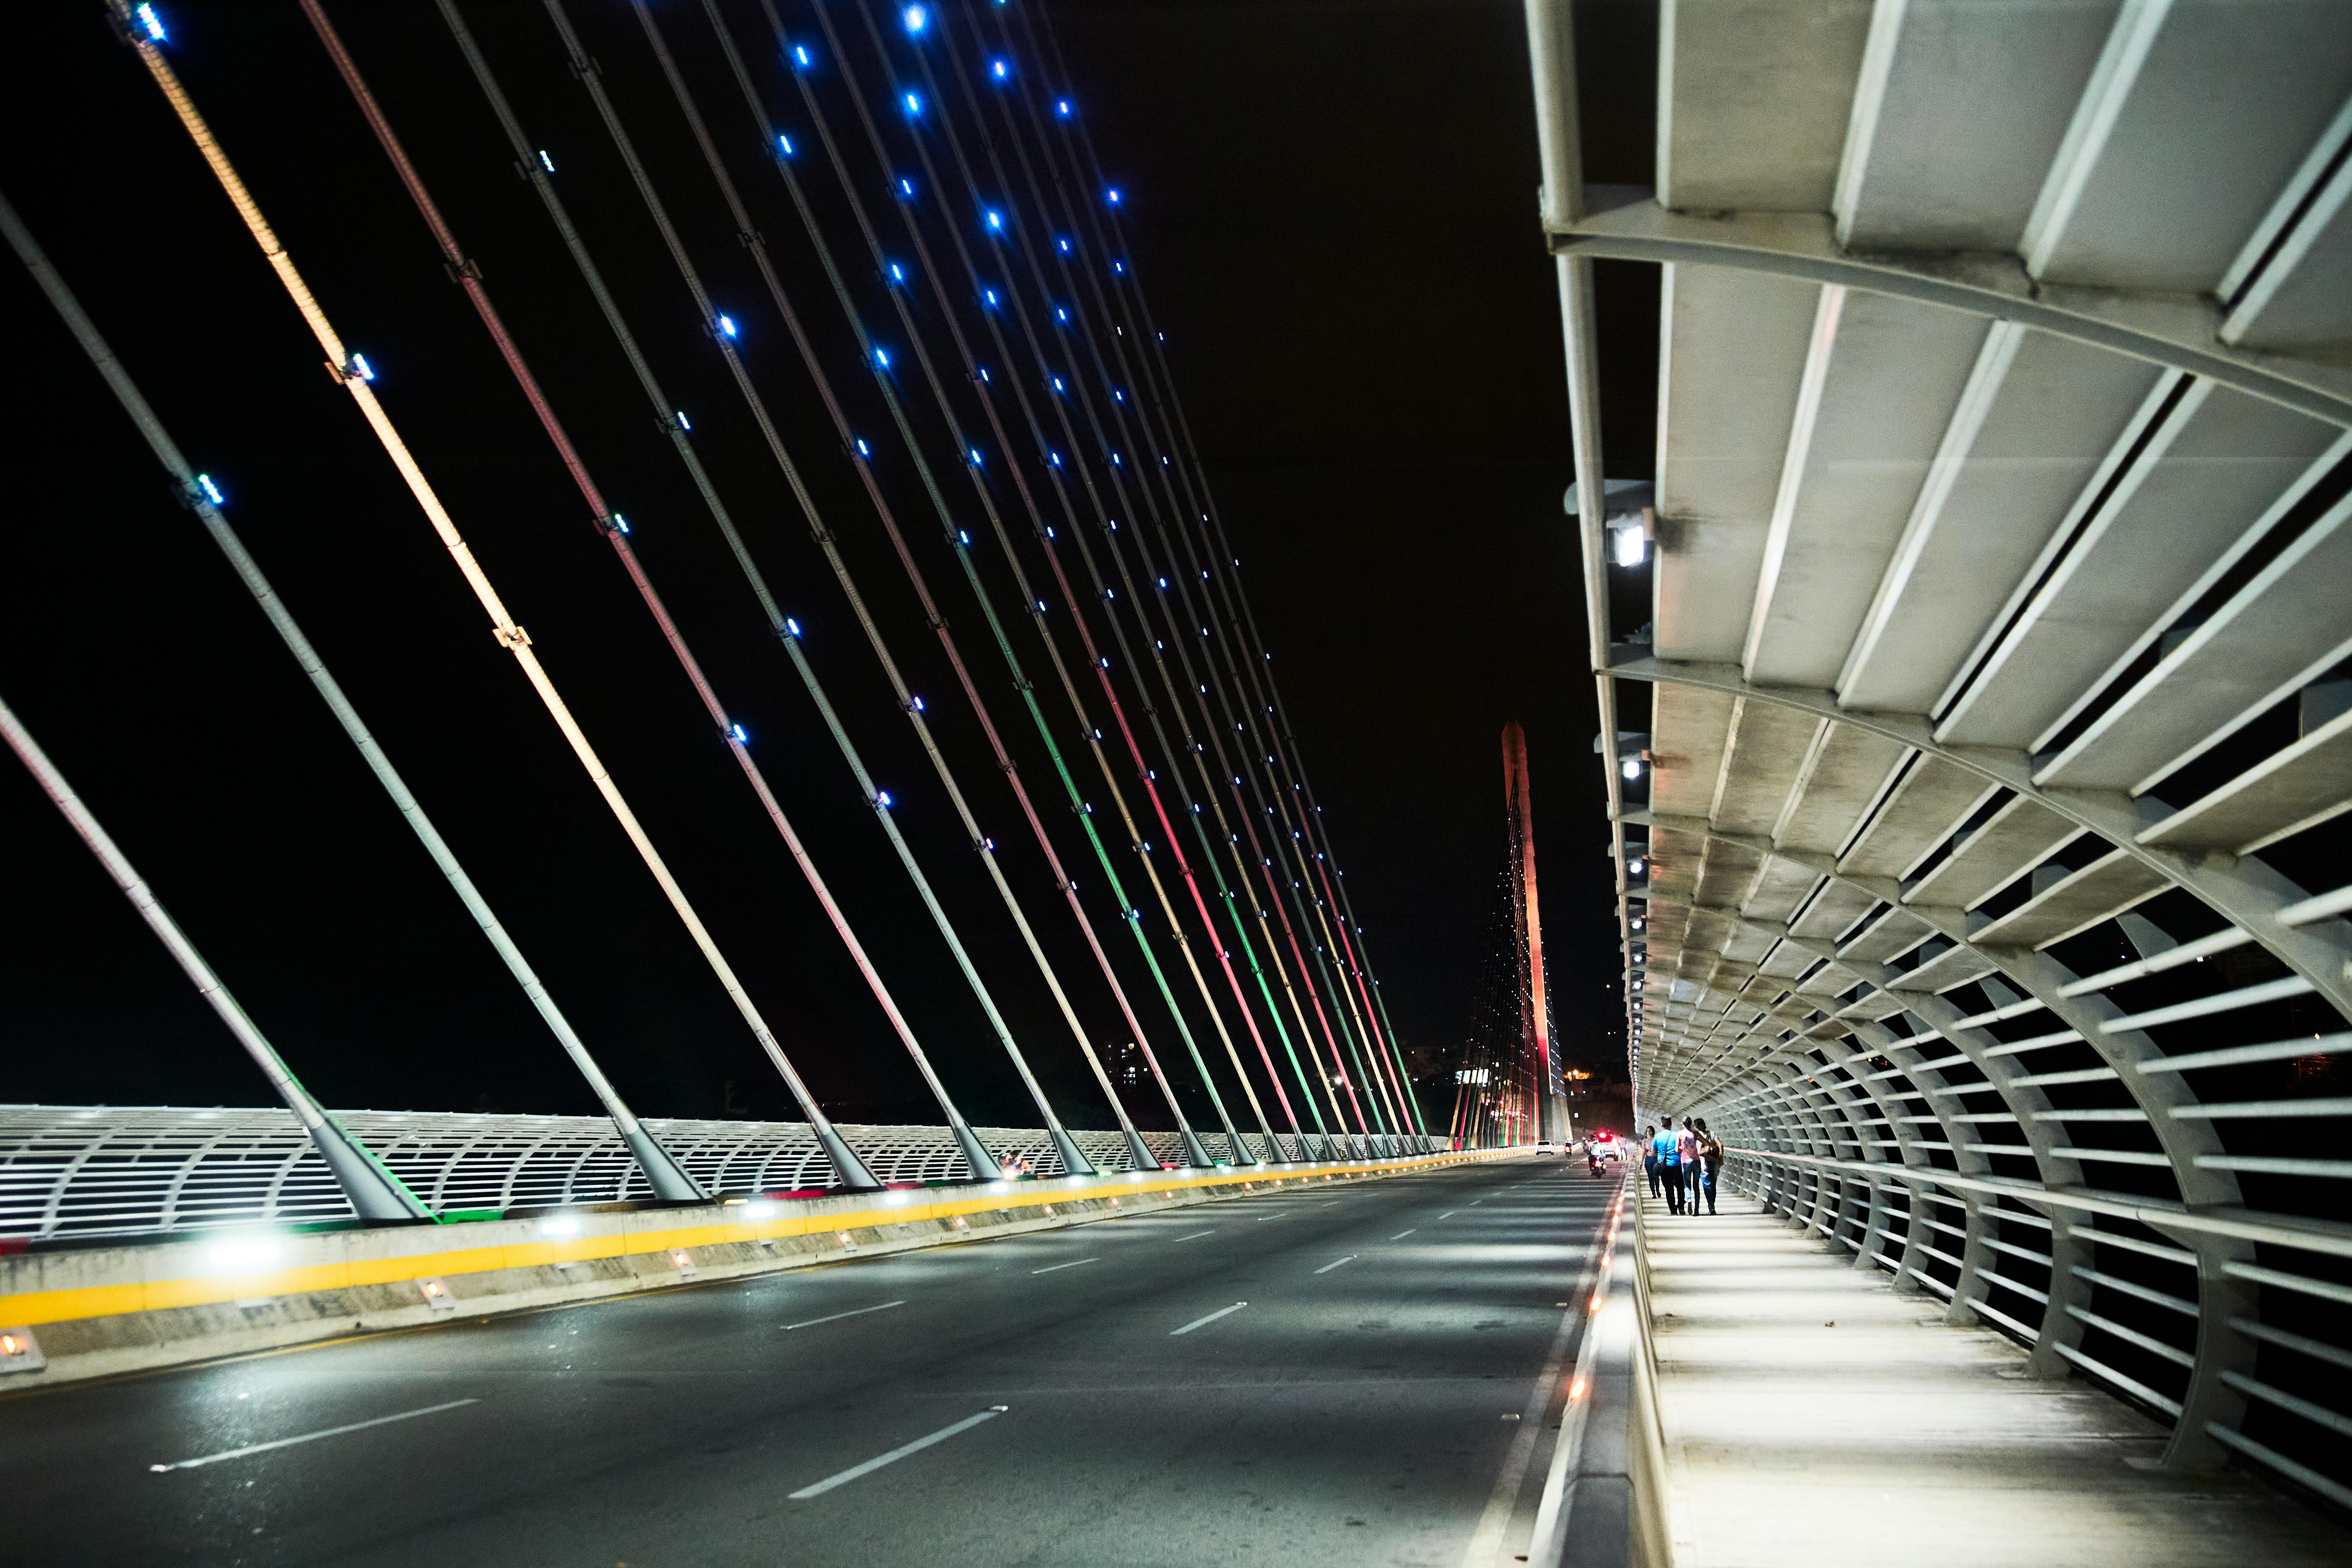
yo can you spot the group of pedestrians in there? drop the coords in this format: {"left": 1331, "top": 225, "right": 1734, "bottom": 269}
{"left": 1641, "top": 1116, "right": 1722, "bottom": 1215}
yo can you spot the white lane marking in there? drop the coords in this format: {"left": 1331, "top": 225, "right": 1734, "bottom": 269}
{"left": 1389, "top": 1229, "right": 1416, "bottom": 1240}
{"left": 789, "top": 1407, "right": 1006, "bottom": 1499}
{"left": 784, "top": 1301, "right": 905, "bottom": 1331}
{"left": 1172, "top": 1230, "right": 1217, "bottom": 1242}
{"left": 1317, "top": 1199, "right": 1343, "bottom": 1207}
{"left": 1170, "top": 1302, "right": 1248, "bottom": 1336}
{"left": 149, "top": 1399, "right": 479, "bottom": 1472}
{"left": 1314, "top": 1256, "right": 1357, "bottom": 1275}
{"left": 1435, "top": 1211, "right": 1456, "bottom": 1219}
{"left": 1255, "top": 1214, "right": 1287, "bottom": 1223}
{"left": 1031, "top": 1257, "right": 1098, "bottom": 1275}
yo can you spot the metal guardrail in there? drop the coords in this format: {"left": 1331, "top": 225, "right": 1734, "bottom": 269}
{"left": 0, "top": 1107, "right": 1425, "bottom": 1243}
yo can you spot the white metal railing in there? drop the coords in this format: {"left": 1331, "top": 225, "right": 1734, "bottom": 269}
{"left": 0, "top": 1107, "right": 1351, "bottom": 1242}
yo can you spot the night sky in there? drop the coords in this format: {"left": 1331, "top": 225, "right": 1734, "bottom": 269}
{"left": 0, "top": 0, "right": 1655, "bottom": 1132}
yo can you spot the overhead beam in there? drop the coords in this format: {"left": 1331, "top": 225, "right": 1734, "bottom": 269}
{"left": 1609, "top": 653, "right": 2352, "bottom": 1023}
{"left": 1546, "top": 189, "right": 2352, "bottom": 428}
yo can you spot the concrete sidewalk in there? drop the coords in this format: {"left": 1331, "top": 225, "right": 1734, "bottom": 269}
{"left": 1642, "top": 1196, "right": 2344, "bottom": 1568}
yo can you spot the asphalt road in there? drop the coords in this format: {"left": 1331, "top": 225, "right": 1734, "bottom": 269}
{"left": 7, "top": 1155, "right": 1619, "bottom": 1567}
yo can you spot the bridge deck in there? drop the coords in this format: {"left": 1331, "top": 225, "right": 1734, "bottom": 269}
{"left": 1646, "top": 1196, "right": 2345, "bottom": 1567}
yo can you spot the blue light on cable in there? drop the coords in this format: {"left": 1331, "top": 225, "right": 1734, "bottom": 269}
{"left": 1056, "top": 237, "right": 1070, "bottom": 253}
{"left": 675, "top": 410, "right": 691, "bottom": 430}
{"left": 856, "top": 438, "right": 871, "bottom": 456}
{"left": 877, "top": 791, "right": 894, "bottom": 808}
{"left": 538, "top": 150, "right": 556, "bottom": 173}
{"left": 911, "top": 695, "right": 926, "bottom": 711}
{"left": 969, "top": 448, "right": 983, "bottom": 464}
{"left": 1106, "top": 187, "right": 1121, "bottom": 205}
{"left": 793, "top": 44, "right": 812, "bottom": 67}
{"left": 1052, "top": 377, "right": 1064, "bottom": 391}
{"left": 903, "top": 91, "right": 923, "bottom": 116}
{"left": 985, "top": 209, "right": 1004, "bottom": 230}
{"left": 348, "top": 353, "right": 376, "bottom": 382}
{"left": 1113, "top": 260, "right": 1126, "bottom": 274}
{"left": 717, "top": 314, "right": 738, "bottom": 337}
{"left": 777, "top": 133, "right": 795, "bottom": 156}
{"left": 958, "top": 530, "right": 971, "bottom": 545}
{"left": 135, "top": 4, "right": 166, "bottom": 42}
{"left": 1056, "top": 99, "right": 1072, "bottom": 116}
{"left": 983, "top": 288, "right": 999, "bottom": 306}
{"left": 611, "top": 514, "right": 630, "bottom": 534}
{"left": 785, "top": 617, "right": 802, "bottom": 636}
{"left": 889, "top": 262, "right": 906, "bottom": 283}
{"left": 990, "top": 58, "right": 1009, "bottom": 79}
{"left": 900, "top": 177, "right": 916, "bottom": 196}
{"left": 1055, "top": 307, "right": 1068, "bottom": 322}
{"left": 195, "top": 474, "right": 224, "bottom": 505}
{"left": 902, "top": 3, "right": 928, "bottom": 33}
{"left": 874, "top": 347, "right": 891, "bottom": 369}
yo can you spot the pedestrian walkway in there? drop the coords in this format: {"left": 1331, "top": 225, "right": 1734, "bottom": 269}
{"left": 1641, "top": 1197, "right": 2345, "bottom": 1568}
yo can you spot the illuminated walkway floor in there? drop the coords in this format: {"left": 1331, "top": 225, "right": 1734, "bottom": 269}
{"left": 1642, "top": 1196, "right": 2345, "bottom": 1568}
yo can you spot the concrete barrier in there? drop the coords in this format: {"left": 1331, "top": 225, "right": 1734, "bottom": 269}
{"left": 0, "top": 1150, "right": 1505, "bottom": 1389}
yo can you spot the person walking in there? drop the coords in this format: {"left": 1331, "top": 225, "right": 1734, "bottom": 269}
{"left": 1655, "top": 1119, "right": 1683, "bottom": 1214}
{"left": 1641, "top": 1124, "right": 1661, "bottom": 1199}
{"left": 1676, "top": 1119, "right": 1700, "bottom": 1214}
{"left": 1694, "top": 1118, "right": 1723, "bottom": 1214}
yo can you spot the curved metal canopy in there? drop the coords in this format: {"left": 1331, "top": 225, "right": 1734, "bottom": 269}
{"left": 1527, "top": 0, "right": 2352, "bottom": 1500}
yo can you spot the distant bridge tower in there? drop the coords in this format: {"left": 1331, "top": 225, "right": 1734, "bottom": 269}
{"left": 1502, "top": 723, "right": 1564, "bottom": 1144}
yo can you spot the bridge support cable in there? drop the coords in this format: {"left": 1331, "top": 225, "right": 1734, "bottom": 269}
{"left": 743, "top": 3, "right": 1328, "bottom": 1168}
{"left": 311, "top": 2, "right": 1005, "bottom": 1186}
{"left": 676, "top": 4, "right": 1286, "bottom": 1171}
{"left": 783, "top": 4, "right": 1321, "bottom": 1165}
{"left": 871, "top": 0, "right": 1350, "bottom": 1163}
{"left": 877, "top": 6, "right": 1368, "bottom": 1158}
{"left": 112, "top": 10, "right": 881, "bottom": 1194}
{"left": 1004, "top": 2, "right": 1431, "bottom": 1148}
{"left": 1018, "top": 0, "right": 1437, "bottom": 1145}
{"left": 677, "top": 2, "right": 1257, "bottom": 1170}
{"left": 611, "top": 0, "right": 1187, "bottom": 1178}
{"left": 0, "top": 192, "right": 705, "bottom": 1205}
{"left": 487, "top": 0, "right": 1110, "bottom": 1181}
{"left": 0, "top": 694, "right": 428, "bottom": 1223}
